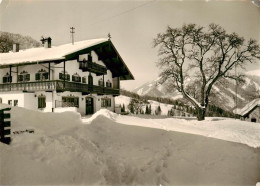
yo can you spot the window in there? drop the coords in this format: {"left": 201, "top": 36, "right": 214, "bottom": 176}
{"left": 3, "top": 73, "right": 12, "bottom": 83}
{"left": 8, "top": 100, "right": 12, "bottom": 106}
{"left": 62, "top": 96, "right": 79, "bottom": 108}
{"left": 72, "top": 73, "right": 81, "bottom": 83}
{"left": 106, "top": 80, "right": 112, "bottom": 88}
{"left": 14, "top": 100, "right": 18, "bottom": 106}
{"left": 98, "top": 78, "right": 104, "bottom": 86}
{"left": 38, "top": 95, "right": 46, "bottom": 109}
{"left": 0, "top": 98, "right": 2, "bottom": 104}
{"left": 35, "top": 69, "right": 49, "bottom": 81}
{"left": 101, "top": 98, "right": 111, "bottom": 107}
{"left": 59, "top": 71, "right": 70, "bottom": 81}
{"left": 18, "top": 71, "right": 30, "bottom": 82}
{"left": 82, "top": 76, "right": 87, "bottom": 84}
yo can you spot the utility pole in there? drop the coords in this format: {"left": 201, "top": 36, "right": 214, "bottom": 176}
{"left": 70, "top": 27, "right": 75, "bottom": 45}
{"left": 235, "top": 48, "right": 238, "bottom": 118}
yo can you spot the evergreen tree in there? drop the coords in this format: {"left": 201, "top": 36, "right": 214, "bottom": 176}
{"left": 145, "top": 105, "right": 149, "bottom": 114}
{"left": 149, "top": 105, "right": 152, "bottom": 114}
{"left": 121, "top": 104, "right": 125, "bottom": 113}
{"left": 156, "top": 105, "right": 162, "bottom": 115}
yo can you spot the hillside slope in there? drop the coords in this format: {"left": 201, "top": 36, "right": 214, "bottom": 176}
{"left": 133, "top": 70, "right": 260, "bottom": 110}
{"left": 0, "top": 31, "right": 41, "bottom": 53}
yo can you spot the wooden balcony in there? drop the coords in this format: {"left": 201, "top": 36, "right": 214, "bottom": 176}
{"left": 79, "top": 61, "right": 107, "bottom": 76}
{"left": 0, "top": 80, "right": 120, "bottom": 96}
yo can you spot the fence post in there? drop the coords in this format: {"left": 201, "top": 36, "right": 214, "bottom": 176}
{"left": 0, "top": 108, "right": 11, "bottom": 144}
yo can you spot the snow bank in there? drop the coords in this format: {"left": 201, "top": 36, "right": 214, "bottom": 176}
{"left": 246, "top": 69, "right": 260, "bottom": 77}
{"left": 82, "top": 109, "right": 118, "bottom": 124}
{"left": 117, "top": 116, "right": 260, "bottom": 148}
{"left": 81, "top": 109, "right": 260, "bottom": 148}
{"left": 54, "top": 107, "right": 78, "bottom": 113}
{"left": 6, "top": 106, "right": 82, "bottom": 137}
{"left": 1, "top": 106, "right": 260, "bottom": 185}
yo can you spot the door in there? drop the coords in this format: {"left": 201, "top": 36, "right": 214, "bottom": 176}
{"left": 86, "top": 97, "right": 94, "bottom": 115}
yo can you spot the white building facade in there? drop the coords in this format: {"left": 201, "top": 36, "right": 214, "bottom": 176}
{"left": 0, "top": 38, "right": 134, "bottom": 115}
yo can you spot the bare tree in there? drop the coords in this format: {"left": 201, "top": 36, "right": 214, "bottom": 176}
{"left": 154, "top": 24, "right": 260, "bottom": 120}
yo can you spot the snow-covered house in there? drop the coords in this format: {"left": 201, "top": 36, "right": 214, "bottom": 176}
{"left": 0, "top": 38, "right": 134, "bottom": 115}
{"left": 235, "top": 98, "right": 260, "bottom": 123}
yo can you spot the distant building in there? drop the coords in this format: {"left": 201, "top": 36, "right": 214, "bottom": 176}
{"left": 235, "top": 98, "right": 260, "bottom": 123}
{"left": 0, "top": 37, "right": 134, "bottom": 115}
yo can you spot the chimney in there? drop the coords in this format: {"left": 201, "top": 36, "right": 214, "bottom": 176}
{"left": 41, "top": 37, "right": 52, "bottom": 48}
{"left": 13, "top": 43, "right": 19, "bottom": 52}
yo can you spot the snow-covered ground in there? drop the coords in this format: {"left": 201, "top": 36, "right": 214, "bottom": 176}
{"left": 246, "top": 69, "right": 260, "bottom": 77}
{"left": 83, "top": 109, "right": 260, "bottom": 148}
{"left": 1, "top": 106, "right": 260, "bottom": 185}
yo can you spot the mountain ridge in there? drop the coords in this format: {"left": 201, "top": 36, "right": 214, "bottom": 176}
{"left": 133, "top": 70, "right": 260, "bottom": 110}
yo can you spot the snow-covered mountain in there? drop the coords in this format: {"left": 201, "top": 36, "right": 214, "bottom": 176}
{"left": 133, "top": 70, "right": 260, "bottom": 110}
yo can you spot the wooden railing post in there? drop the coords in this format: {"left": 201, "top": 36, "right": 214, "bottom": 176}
{"left": 0, "top": 108, "right": 11, "bottom": 145}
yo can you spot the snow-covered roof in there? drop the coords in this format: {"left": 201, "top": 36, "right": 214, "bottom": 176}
{"left": 0, "top": 38, "right": 108, "bottom": 66}
{"left": 235, "top": 98, "right": 260, "bottom": 116}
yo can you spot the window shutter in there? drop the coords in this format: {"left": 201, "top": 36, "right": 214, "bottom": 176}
{"left": 43, "top": 73, "right": 49, "bottom": 80}
{"left": 35, "top": 73, "right": 40, "bottom": 81}
{"left": 3, "top": 77, "right": 7, "bottom": 83}
{"left": 38, "top": 97, "right": 40, "bottom": 108}
{"left": 25, "top": 74, "right": 30, "bottom": 81}
{"left": 82, "top": 77, "right": 86, "bottom": 83}
{"left": 18, "top": 75, "right": 23, "bottom": 82}
{"left": 43, "top": 97, "right": 46, "bottom": 108}
{"left": 66, "top": 74, "right": 70, "bottom": 81}
{"left": 59, "top": 73, "right": 63, "bottom": 80}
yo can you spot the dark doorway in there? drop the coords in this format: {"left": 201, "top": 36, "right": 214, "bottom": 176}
{"left": 251, "top": 118, "right": 256, "bottom": 122}
{"left": 86, "top": 97, "right": 94, "bottom": 115}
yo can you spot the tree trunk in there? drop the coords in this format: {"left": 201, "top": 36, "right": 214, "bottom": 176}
{"left": 197, "top": 107, "right": 206, "bottom": 121}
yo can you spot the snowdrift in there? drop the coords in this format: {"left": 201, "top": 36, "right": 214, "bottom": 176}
{"left": 83, "top": 109, "right": 260, "bottom": 148}
{"left": 1, "top": 106, "right": 260, "bottom": 185}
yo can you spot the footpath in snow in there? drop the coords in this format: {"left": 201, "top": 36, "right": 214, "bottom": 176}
{"left": 82, "top": 109, "right": 260, "bottom": 148}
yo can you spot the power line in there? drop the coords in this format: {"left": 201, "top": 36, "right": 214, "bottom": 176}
{"left": 89, "top": 0, "right": 157, "bottom": 27}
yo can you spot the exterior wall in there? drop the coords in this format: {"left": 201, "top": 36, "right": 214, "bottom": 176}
{"left": 0, "top": 90, "right": 115, "bottom": 115}
{"left": 0, "top": 50, "right": 114, "bottom": 88}
{"left": 54, "top": 51, "right": 113, "bottom": 87}
{"left": 0, "top": 91, "right": 53, "bottom": 112}
{"left": 0, "top": 92, "right": 25, "bottom": 107}
{"left": 244, "top": 106, "right": 260, "bottom": 123}
{"left": 0, "top": 50, "right": 117, "bottom": 115}
{"left": 24, "top": 91, "right": 53, "bottom": 112}
{"left": 0, "top": 64, "right": 54, "bottom": 84}
{"left": 53, "top": 91, "right": 115, "bottom": 115}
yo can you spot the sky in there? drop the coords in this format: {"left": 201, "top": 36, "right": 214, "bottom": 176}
{"left": 0, "top": 0, "right": 259, "bottom": 91}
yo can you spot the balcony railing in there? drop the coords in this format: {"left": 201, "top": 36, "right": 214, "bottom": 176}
{"left": 0, "top": 80, "right": 120, "bottom": 96}
{"left": 79, "top": 61, "right": 107, "bottom": 75}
